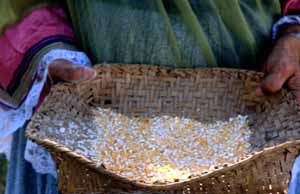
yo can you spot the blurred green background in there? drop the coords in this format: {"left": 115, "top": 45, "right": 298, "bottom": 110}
{"left": 0, "top": 154, "right": 7, "bottom": 194}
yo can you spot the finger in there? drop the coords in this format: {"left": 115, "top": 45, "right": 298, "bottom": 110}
{"left": 49, "top": 59, "right": 96, "bottom": 82}
{"left": 60, "top": 66, "right": 96, "bottom": 82}
{"left": 257, "top": 64, "right": 295, "bottom": 96}
{"left": 288, "top": 73, "right": 300, "bottom": 103}
{"left": 258, "top": 73, "right": 286, "bottom": 95}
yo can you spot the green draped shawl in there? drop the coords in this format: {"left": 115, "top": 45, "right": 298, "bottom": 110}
{"left": 0, "top": 0, "right": 281, "bottom": 69}
{"left": 66, "top": 0, "right": 281, "bottom": 69}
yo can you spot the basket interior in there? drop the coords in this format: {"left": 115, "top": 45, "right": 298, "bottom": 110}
{"left": 28, "top": 65, "right": 300, "bottom": 175}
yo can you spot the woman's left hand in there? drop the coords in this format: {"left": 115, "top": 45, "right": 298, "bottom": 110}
{"left": 48, "top": 59, "right": 96, "bottom": 82}
{"left": 256, "top": 24, "right": 300, "bottom": 103}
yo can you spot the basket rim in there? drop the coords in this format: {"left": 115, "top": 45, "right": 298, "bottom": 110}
{"left": 26, "top": 64, "right": 300, "bottom": 190}
{"left": 26, "top": 133, "right": 300, "bottom": 190}
{"left": 93, "top": 63, "right": 266, "bottom": 78}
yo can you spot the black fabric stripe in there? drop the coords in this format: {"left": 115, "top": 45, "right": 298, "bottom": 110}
{"left": 4, "top": 73, "right": 38, "bottom": 110}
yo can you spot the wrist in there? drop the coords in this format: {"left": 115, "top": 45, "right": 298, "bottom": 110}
{"left": 280, "top": 24, "right": 300, "bottom": 40}
{"left": 282, "top": 24, "right": 300, "bottom": 34}
{"left": 279, "top": 25, "right": 300, "bottom": 50}
{"left": 273, "top": 33, "right": 300, "bottom": 62}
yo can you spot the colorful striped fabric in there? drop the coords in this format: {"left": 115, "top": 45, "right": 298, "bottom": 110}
{"left": 0, "top": 7, "right": 74, "bottom": 109}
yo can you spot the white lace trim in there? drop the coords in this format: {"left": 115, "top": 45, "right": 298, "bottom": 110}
{"left": 25, "top": 140, "right": 58, "bottom": 178}
{"left": 0, "top": 49, "right": 91, "bottom": 177}
{"left": 24, "top": 49, "right": 91, "bottom": 177}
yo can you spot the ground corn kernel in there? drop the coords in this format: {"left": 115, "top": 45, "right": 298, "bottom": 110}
{"left": 94, "top": 108, "right": 251, "bottom": 184}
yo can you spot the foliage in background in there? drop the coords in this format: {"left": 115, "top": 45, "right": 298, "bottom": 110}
{"left": 0, "top": 154, "right": 7, "bottom": 194}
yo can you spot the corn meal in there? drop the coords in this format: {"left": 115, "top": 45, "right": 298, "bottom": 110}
{"left": 94, "top": 108, "right": 251, "bottom": 184}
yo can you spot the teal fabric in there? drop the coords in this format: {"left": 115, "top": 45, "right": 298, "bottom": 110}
{"left": 67, "top": 0, "right": 281, "bottom": 69}
{"left": 5, "top": 127, "right": 59, "bottom": 194}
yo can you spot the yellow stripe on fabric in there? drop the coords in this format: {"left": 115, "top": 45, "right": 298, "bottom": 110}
{"left": 213, "top": 0, "right": 256, "bottom": 56}
{"left": 255, "top": 0, "right": 268, "bottom": 24}
{"left": 173, "top": 0, "right": 217, "bottom": 67}
{"left": 156, "top": 0, "right": 183, "bottom": 67}
{"left": 0, "top": 90, "right": 16, "bottom": 106}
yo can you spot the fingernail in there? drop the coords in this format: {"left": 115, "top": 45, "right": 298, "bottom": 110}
{"left": 82, "top": 67, "right": 97, "bottom": 80}
{"left": 255, "top": 87, "right": 264, "bottom": 97}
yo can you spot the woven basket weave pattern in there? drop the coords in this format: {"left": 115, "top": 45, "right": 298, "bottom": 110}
{"left": 27, "top": 65, "right": 300, "bottom": 194}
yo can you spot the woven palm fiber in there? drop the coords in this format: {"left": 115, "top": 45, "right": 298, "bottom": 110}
{"left": 26, "top": 64, "right": 300, "bottom": 194}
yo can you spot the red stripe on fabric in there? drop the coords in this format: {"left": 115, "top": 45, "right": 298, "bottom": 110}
{"left": 283, "top": 0, "right": 300, "bottom": 15}
{"left": 0, "top": 37, "right": 23, "bottom": 89}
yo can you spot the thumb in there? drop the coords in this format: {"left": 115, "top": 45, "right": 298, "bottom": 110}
{"left": 49, "top": 59, "right": 96, "bottom": 82}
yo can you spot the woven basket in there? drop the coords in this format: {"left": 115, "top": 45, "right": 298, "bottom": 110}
{"left": 27, "top": 64, "right": 300, "bottom": 194}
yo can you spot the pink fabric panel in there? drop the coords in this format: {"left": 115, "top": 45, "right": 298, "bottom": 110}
{"left": 0, "top": 36, "right": 23, "bottom": 89}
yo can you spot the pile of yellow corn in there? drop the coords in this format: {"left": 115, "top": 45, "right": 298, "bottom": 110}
{"left": 93, "top": 108, "right": 251, "bottom": 184}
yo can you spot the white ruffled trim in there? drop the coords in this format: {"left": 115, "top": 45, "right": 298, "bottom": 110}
{"left": 272, "top": 15, "right": 300, "bottom": 40}
{"left": 24, "top": 49, "right": 91, "bottom": 177}
{"left": 0, "top": 49, "right": 91, "bottom": 177}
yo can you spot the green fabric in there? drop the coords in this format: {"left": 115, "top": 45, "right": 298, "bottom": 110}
{"left": 0, "top": 0, "right": 59, "bottom": 35}
{"left": 66, "top": 0, "right": 281, "bottom": 69}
